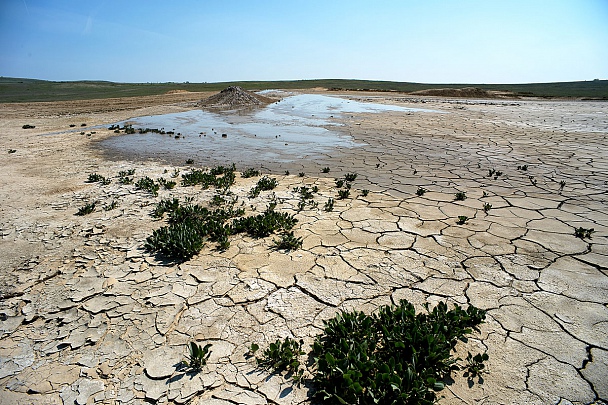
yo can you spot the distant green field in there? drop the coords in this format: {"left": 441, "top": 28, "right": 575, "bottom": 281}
{"left": 0, "top": 77, "right": 606, "bottom": 102}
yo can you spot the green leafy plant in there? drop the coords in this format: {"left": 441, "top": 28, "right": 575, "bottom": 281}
{"left": 517, "top": 164, "right": 528, "bottom": 171}
{"left": 344, "top": 173, "right": 358, "bottom": 182}
{"left": 574, "top": 227, "right": 595, "bottom": 239}
{"left": 186, "top": 159, "right": 195, "bottom": 164}
{"left": 8, "top": 149, "right": 16, "bottom": 154}
{"left": 75, "top": 202, "right": 96, "bottom": 216}
{"left": 22, "top": 124, "right": 35, "bottom": 129}
{"left": 86, "top": 173, "right": 105, "bottom": 183}
{"left": 241, "top": 168, "right": 261, "bottom": 178}
{"left": 273, "top": 231, "right": 303, "bottom": 251}
{"left": 457, "top": 215, "right": 469, "bottom": 225}
{"left": 337, "top": 189, "right": 350, "bottom": 200}
{"left": 454, "top": 191, "right": 467, "bottom": 201}
{"left": 559, "top": 180, "right": 566, "bottom": 192}
{"left": 360, "top": 189, "right": 370, "bottom": 197}
{"left": 311, "top": 300, "right": 486, "bottom": 405}
{"left": 182, "top": 342, "right": 212, "bottom": 372}
{"left": 324, "top": 198, "right": 334, "bottom": 212}
{"left": 284, "top": 170, "right": 290, "bottom": 175}
{"left": 416, "top": 187, "right": 427, "bottom": 196}
{"left": 249, "top": 176, "right": 278, "bottom": 198}
{"left": 483, "top": 203, "right": 492, "bottom": 213}
{"left": 255, "top": 337, "right": 305, "bottom": 378}
{"left": 298, "top": 172, "right": 305, "bottom": 177}
{"left": 135, "top": 176, "right": 160, "bottom": 196}
{"left": 464, "top": 351, "right": 489, "bottom": 379}
{"left": 321, "top": 167, "right": 331, "bottom": 173}
{"left": 335, "top": 179, "right": 345, "bottom": 188}
{"left": 118, "top": 176, "right": 133, "bottom": 185}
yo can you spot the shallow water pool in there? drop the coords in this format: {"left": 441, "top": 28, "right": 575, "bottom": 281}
{"left": 99, "top": 93, "right": 438, "bottom": 166}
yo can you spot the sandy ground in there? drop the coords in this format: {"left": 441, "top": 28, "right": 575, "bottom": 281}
{"left": 0, "top": 92, "right": 607, "bottom": 404}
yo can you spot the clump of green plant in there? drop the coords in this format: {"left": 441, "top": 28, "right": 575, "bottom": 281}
{"left": 416, "top": 187, "right": 427, "bottom": 196}
{"left": 170, "top": 168, "right": 180, "bottom": 178}
{"left": 182, "top": 342, "right": 212, "bottom": 372}
{"left": 337, "top": 189, "right": 350, "bottom": 200}
{"left": 135, "top": 176, "right": 160, "bottom": 196}
{"left": 273, "top": 231, "right": 303, "bottom": 251}
{"left": 344, "top": 173, "right": 358, "bottom": 182}
{"left": 75, "top": 202, "right": 96, "bottom": 216}
{"left": 252, "top": 337, "right": 305, "bottom": 381}
{"left": 186, "top": 159, "right": 195, "bottom": 165}
{"left": 464, "top": 351, "right": 489, "bottom": 380}
{"left": 22, "top": 124, "right": 35, "bottom": 129}
{"left": 574, "top": 227, "right": 595, "bottom": 239}
{"left": 457, "top": 216, "right": 469, "bottom": 225}
{"left": 360, "top": 189, "right": 370, "bottom": 197}
{"left": 86, "top": 173, "right": 108, "bottom": 184}
{"left": 311, "top": 300, "right": 486, "bottom": 405}
{"left": 454, "top": 191, "right": 467, "bottom": 201}
{"left": 483, "top": 203, "right": 492, "bottom": 213}
{"left": 181, "top": 164, "right": 236, "bottom": 190}
{"left": 249, "top": 176, "right": 278, "bottom": 198}
{"left": 559, "top": 180, "right": 566, "bottom": 192}
{"left": 157, "top": 177, "right": 176, "bottom": 190}
{"left": 335, "top": 179, "right": 345, "bottom": 188}
{"left": 8, "top": 149, "right": 16, "bottom": 154}
{"left": 517, "top": 164, "right": 528, "bottom": 171}
{"left": 118, "top": 169, "right": 136, "bottom": 177}
{"left": 151, "top": 198, "right": 180, "bottom": 219}
{"left": 118, "top": 176, "right": 133, "bottom": 185}
{"left": 324, "top": 198, "right": 334, "bottom": 212}
{"left": 284, "top": 170, "right": 290, "bottom": 175}
{"left": 298, "top": 172, "right": 305, "bottom": 177}
{"left": 232, "top": 205, "right": 297, "bottom": 238}
{"left": 103, "top": 201, "right": 118, "bottom": 211}
{"left": 241, "top": 168, "right": 261, "bottom": 178}
{"left": 321, "top": 167, "right": 331, "bottom": 173}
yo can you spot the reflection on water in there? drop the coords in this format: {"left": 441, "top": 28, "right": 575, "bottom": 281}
{"left": 99, "top": 94, "right": 439, "bottom": 166}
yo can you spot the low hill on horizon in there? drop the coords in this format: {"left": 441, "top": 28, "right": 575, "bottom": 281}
{"left": 0, "top": 77, "right": 606, "bottom": 102}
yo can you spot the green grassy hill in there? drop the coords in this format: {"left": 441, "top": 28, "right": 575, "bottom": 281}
{"left": 0, "top": 77, "right": 606, "bottom": 102}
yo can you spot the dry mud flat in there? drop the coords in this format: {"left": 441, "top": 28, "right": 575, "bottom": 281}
{"left": 0, "top": 93, "right": 607, "bottom": 404}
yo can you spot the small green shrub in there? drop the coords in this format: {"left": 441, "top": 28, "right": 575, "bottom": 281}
{"left": 321, "top": 167, "right": 331, "bottom": 173}
{"left": 186, "top": 159, "right": 194, "bottom": 164}
{"left": 337, "top": 189, "right": 350, "bottom": 200}
{"left": 457, "top": 215, "right": 468, "bottom": 225}
{"left": 324, "top": 198, "right": 334, "bottom": 212}
{"left": 344, "top": 173, "right": 358, "bottom": 182}
{"left": 8, "top": 149, "right": 16, "bottom": 154}
{"left": 86, "top": 173, "right": 105, "bottom": 183}
{"left": 241, "top": 168, "right": 261, "bottom": 178}
{"left": 118, "top": 176, "right": 133, "bottom": 185}
{"left": 151, "top": 198, "right": 180, "bottom": 219}
{"left": 454, "top": 191, "right": 467, "bottom": 201}
{"left": 22, "top": 124, "right": 35, "bottom": 129}
{"left": 464, "top": 351, "right": 489, "bottom": 379}
{"left": 145, "top": 221, "right": 206, "bottom": 260}
{"left": 103, "top": 201, "right": 118, "bottom": 211}
{"left": 517, "top": 165, "right": 528, "bottom": 171}
{"left": 559, "top": 180, "right": 566, "bottom": 192}
{"left": 284, "top": 170, "right": 290, "bottom": 175}
{"left": 75, "top": 202, "right": 96, "bottom": 216}
{"left": 574, "top": 227, "right": 595, "bottom": 239}
{"left": 182, "top": 342, "right": 212, "bottom": 372}
{"left": 311, "top": 300, "right": 486, "bottom": 405}
{"left": 416, "top": 187, "right": 427, "bottom": 196}
{"left": 249, "top": 176, "right": 278, "bottom": 198}
{"left": 273, "top": 231, "right": 303, "bottom": 251}
{"left": 335, "top": 179, "right": 345, "bottom": 188}
{"left": 135, "top": 177, "right": 160, "bottom": 196}
{"left": 255, "top": 337, "right": 305, "bottom": 379}
{"left": 483, "top": 203, "right": 492, "bottom": 213}
{"left": 298, "top": 172, "right": 305, "bottom": 177}
{"left": 157, "top": 178, "right": 176, "bottom": 190}
{"left": 360, "top": 189, "right": 370, "bottom": 197}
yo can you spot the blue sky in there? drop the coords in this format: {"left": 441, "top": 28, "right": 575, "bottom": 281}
{"left": 0, "top": 0, "right": 606, "bottom": 84}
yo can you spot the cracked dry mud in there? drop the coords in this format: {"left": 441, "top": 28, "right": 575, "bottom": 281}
{"left": 0, "top": 93, "right": 606, "bottom": 404}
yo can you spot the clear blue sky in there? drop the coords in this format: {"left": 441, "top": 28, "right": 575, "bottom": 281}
{"left": 1, "top": 0, "right": 606, "bottom": 84}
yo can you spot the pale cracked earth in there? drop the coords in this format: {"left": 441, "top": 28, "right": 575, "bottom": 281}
{"left": 0, "top": 93, "right": 607, "bottom": 405}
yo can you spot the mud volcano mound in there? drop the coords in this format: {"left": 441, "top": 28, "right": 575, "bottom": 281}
{"left": 198, "top": 86, "right": 275, "bottom": 109}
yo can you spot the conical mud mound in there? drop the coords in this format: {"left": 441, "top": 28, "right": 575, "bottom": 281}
{"left": 198, "top": 86, "right": 275, "bottom": 109}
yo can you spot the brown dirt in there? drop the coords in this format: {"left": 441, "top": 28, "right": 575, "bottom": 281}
{"left": 197, "top": 86, "right": 277, "bottom": 109}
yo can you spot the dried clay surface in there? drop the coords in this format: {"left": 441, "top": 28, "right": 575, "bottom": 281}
{"left": 0, "top": 91, "right": 607, "bottom": 405}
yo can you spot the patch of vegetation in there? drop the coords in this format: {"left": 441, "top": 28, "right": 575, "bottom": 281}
{"left": 75, "top": 202, "right": 96, "bottom": 216}
{"left": 454, "top": 191, "right": 467, "bottom": 201}
{"left": 273, "top": 231, "right": 303, "bottom": 251}
{"left": 517, "top": 165, "right": 528, "bottom": 171}
{"left": 157, "top": 177, "right": 176, "bottom": 190}
{"left": 252, "top": 337, "right": 305, "bottom": 381}
{"left": 182, "top": 342, "right": 212, "bottom": 372}
{"left": 186, "top": 159, "right": 194, "bottom": 165}
{"left": 574, "top": 227, "right": 595, "bottom": 239}
{"left": 335, "top": 179, "right": 345, "bottom": 188}
{"left": 249, "top": 176, "right": 278, "bottom": 198}
{"left": 416, "top": 187, "right": 427, "bottom": 196}
{"left": 86, "top": 173, "right": 106, "bottom": 183}
{"left": 483, "top": 203, "right": 492, "bottom": 213}
{"left": 232, "top": 205, "right": 297, "bottom": 238}
{"left": 464, "top": 351, "right": 489, "bottom": 380}
{"left": 360, "top": 189, "right": 370, "bottom": 197}
{"left": 8, "top": 149, "right": 16, "bottom": 154}
{"left": 298, "top": 172, "right": 305, "bottom": 177}
{"left": 22, "top": 124, "right": 35, "bottom": 129}
{"left": 118, "top": 169, "right": 136, "bottom": 177}
{"left": 344, "top": 173, "right": 358, "bottom": 182}
{"left": 181, "top": 165, "right": 236, "bottom": 190}
{"left": 457, "top": 215, "right": 469, "bottom": 225}
{"left": 321, "top": 167, "right": 331, "bottom": 173}
{"left": 135, "top": 176, "right": 160, "bottom": 196}
{"left": 241, "top": 168, "right": 261, "bottom": 178}
{"left": 337, "top": 189, "right": 350, "bottom": 200}
{"left": 310, "top": 300, "right": 486, "bottom": 405}
{"left": 324, "top": 198, "right": 335, "bottom": 212}
{"left": 151, "top": 198, "right": 180, "bottom": 219}
{"left": 559, "top": 180, "right": 566, "bottom": 192}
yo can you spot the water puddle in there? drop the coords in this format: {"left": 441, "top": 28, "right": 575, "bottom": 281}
{"left": 99, "top": 93, "right": 439, "bottom": 166}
